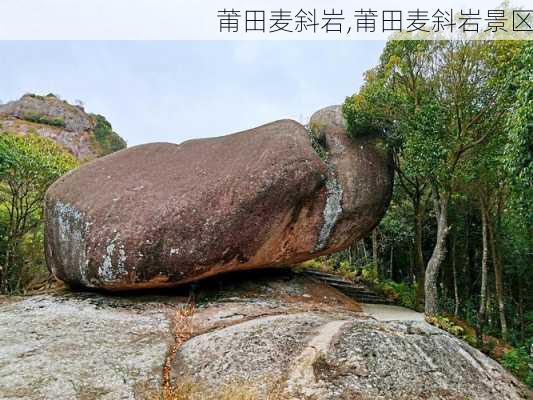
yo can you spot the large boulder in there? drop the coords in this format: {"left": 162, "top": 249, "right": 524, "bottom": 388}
{"left": 44, "top": 108, "right": 393, "bottom": 290}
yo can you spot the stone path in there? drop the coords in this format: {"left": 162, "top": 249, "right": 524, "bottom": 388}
{"left": 286, "top": 319, "right": 351, "bottom": 398}
{"left": 361, "top": 303, "right": 425, "bottom": 321}
{"left": 302, "top": 269, "right": 392, "bottom": 304}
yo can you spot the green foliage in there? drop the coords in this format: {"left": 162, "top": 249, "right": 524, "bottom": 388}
{"left": 0, "top": 133, "right": 77, "bottom": 191}
{"left": 306, "top": 124, "right": 329, "bottom": 161}
{"left": 361, "top": 264, "right": 378, "bottom": 283}
{"left": 24, "top": 93, "right": 45, "bottom": 100}
{"left": 503, "top": 41, "right": 533, "bottom": 226}
{"left": 501, "top": 345, "right": 533, "bottom": 387}
{"left": 463, "top": 334, "right": 478, "bottom": 348}
{"left": 91, "top": 114, "right": 127, "bottom": 156}
{"left": 342, "top": 80, "right": 396, "bottom": 139}
{"left": 341, "top": 39, "right": 531, "bottom": 332}
{"left": 0, "top": 133, "right": 78, "bottom": 293}
{"left": 378, "top": 280, "right": 418, "bottom": 310}
{"left": 295, "top": 258, "right": 323, "bottom": 271}
{"left": 22, "top": 111, "right": 66, "bottom": 128}
{"left": 426, "top": 315, "right": 466, "bottom": 337}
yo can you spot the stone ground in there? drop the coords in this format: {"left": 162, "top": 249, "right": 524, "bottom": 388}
{"left": 0, "top": 292, "right": 180, "bottom": 399}
{"left": 361, "top": 303, "right": 425, "bottom": 321}
{"left": 0, "top": 269, "right": 530, "bottom": 400}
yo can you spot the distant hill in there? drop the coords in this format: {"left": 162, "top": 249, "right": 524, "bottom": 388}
{"left": 0, "top": 93, "right": 126, "bottom": 160}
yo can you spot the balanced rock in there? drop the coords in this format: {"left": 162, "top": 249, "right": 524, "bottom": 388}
{"left": 44, "top": 108, "right": 393, "bottom": 290}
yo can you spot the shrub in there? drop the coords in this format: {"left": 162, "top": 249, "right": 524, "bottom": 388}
{"left": 378, "top": 280, "right": 418, "bottom": 309}
{"left": 361, "top": 264, "right": 378, "bottom": 283}
{"left": 426, "top": 315, "right": 466, "bottom": 337}
{"left": 306, "top": 124, "right": 328, "bottom": 161}
{"left": 22, "top": 111, "right": 66, "bottom": 128}
{"left": 90, "top": 114, "right": 126, "bottom": 155}
{"left": 0, "top": 133, "right": 78, "bottom": 293}
{"left": 501, "top": 346, "right": 533, "bottom": 387}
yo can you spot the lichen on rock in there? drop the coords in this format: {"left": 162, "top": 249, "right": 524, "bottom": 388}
{"left": 315, "top": 168, "right": 343, "bottom": 251}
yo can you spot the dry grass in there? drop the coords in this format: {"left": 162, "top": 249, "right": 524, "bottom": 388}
{"left": 153, "top": 378, "right": 287, "bottom": 400}
{"left": 162, "top": 302, "right": 196, "bottom": 400}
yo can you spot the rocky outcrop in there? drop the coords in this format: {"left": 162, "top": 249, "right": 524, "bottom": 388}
{"left": 44, "top": 107, "right": 393, "bottom": 290}
{"left": 0, "top": 270, "right": 529, "bottom": 400}
{"left": 0, "top": 292, "right": 174, "bottom": 400}
{"left": 0, "top": 94, "right": 126, "bottom": 160}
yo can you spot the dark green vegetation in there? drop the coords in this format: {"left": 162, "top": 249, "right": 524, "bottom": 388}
{"left": 326, "top": 40, "right": 531, "bottom": 386}
{"left": 0, "top": 134, "right": 78, "bottom": 293}
{"left": 22, "top": 111, "right": 66, "bottom": 128}
{"left": 90, "top": 113, "right": 127, "bottom": 156}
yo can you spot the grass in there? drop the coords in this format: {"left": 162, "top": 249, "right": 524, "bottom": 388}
{"left": 154, "top": 378, "right": 287, "bottom": 400}
{"left": 162, "top": 303, "right": 196, "bottom": 400}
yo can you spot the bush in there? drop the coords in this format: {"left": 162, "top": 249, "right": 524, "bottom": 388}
{"left": 426, "top": 315, "right": 466, "bottom": 337}
{"left": 22, "top": 111, "right": 66, "bottom": 128}
{"left": 306, "top": 124, "right": 328, "bottom": 161}
{"left": 0, "top": 133, "right": 78, "bottom": 293}
{"left": 361, "top": 264, "right": 378, "bottom": 283}
{"left": 378, "top": 280, "right": 418, "bottom": 309}
{"left": 501, "top": 346, "right": 533, "bottom": 387}
{"left": 295, "top": 258, "right": 323, "bottom": 271}
{"left": 91, "top": 114, "right": 127, "bottom": 155}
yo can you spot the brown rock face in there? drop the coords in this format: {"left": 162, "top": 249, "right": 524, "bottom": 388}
{"left": 309, "top": 105, "right": 393, "bottom": 251}
{"left": 44, "top": 108, "right": 393, "bottom": 290}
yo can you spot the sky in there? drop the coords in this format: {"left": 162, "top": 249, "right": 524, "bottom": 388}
{"left": 0, "top": 41, "right": 384, "bottom": 146}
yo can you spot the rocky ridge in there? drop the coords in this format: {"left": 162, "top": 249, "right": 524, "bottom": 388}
{"left": 0, "top": 94, "right": 126, "bottom": 160}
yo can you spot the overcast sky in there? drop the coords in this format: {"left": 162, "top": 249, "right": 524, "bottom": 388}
{"left": 0, "top": 41, "right": 384, "bottom": 146}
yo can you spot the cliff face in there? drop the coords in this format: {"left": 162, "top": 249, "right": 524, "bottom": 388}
{"left": 0, "top": 94, "right": 126, "bottom": 160}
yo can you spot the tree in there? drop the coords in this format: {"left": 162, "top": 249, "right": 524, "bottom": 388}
{"left": 0, "top": 133, "right": 78, "bottom": 293}
{"left": 344, "top": 41, "right": 433, "bottom": 306}
{"left": 344, "top": 40, "right": 519, "bottom": 315}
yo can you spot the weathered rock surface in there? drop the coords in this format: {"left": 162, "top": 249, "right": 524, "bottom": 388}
{"left": 0, "top": 270, "right": 529, "bottom": 400}
{"left": 0, "top": 94, "right": 93, "bottom": 132}
{"left": 0, "top": 94, "right": 126, "bottom": 160}
{"left": 44, "top": 107, "right": 393, "bottom": 290}
{"left": 0, "top": 292, "right": 177, "bottom": 400}
{"left": 309, "top": 104, "right": 392, "bottom": 244}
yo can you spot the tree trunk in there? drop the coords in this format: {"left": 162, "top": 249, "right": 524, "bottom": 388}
{"left": 414, "top": 199, "right": 426, "bottom": 306}
{"left": 518, "top": 286, "right": 525, "bottom": 342}
{"left": 463, "top": 213, "right": 471, "bottom": 300}
{"left": 488, "top": 218, "right": 508, "bottom": 340}
{"left": 424, "top": 191, "right": 450, "bottom": 316}
{"left": 360, "top": 240, "right": 368, "bottom": 263}
{"left": 372, "top": 228, "right": 379, "bottom": 279}
{"left": 389, "top": 246, "right": 394, "bottom": 280}
{"left": 452, "top": 233, "right": 460, "bottom": 316}
{"left": 477, "top": 197, "right": 489, "bottom": 347}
